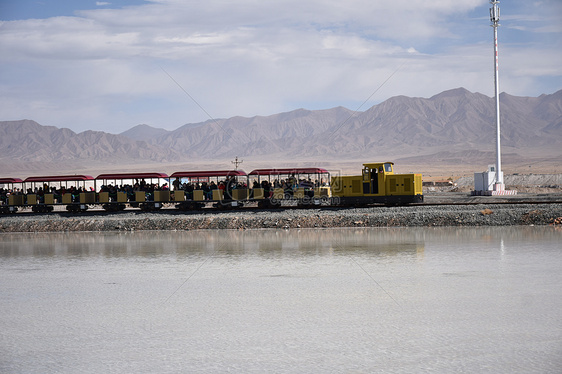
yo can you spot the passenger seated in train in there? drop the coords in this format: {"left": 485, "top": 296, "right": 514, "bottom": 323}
{"left": 258, "top": 180, "right": 271, "bottom": 196}
{"left": 145, "top": 183, "right": 156, "bottom": 201}
{"left": 288, "top": 174, "right": 297, "bottom": 188}
{"left": 54, "top": 187, "right": 63, "bottom": 203}
{"left": 299, "top": 178, "right": 314, "bottom": 189}
{"left": 36, "top": 187, "right": 44, "bottom": 203}
{"left": 218, "top": 181, "right": 225, "bottom": 199}
{"left": 299, "top": 178, "right": 314, "bottom": 197}
{"left": 248, "top": 181, "right": 259, "bottom": 198}
{"left": 225, "top": 177, "right": 236, "bottom": 198}
{"left": 184, "top": 183, "right": 194, "bottom": 200}
{"left": 108, "top": 185, "right": 117, "bottom": 202}
{"left": 209, "top": 181, "right": 219, "bottom": 199}
{"left": 281, "top": 180, "right": 293, "bottom": 197}
{"left": 200, "top": 182, "right": 211, "bottom": 200}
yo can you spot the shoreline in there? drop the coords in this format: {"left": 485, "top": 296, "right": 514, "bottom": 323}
{"left": 1, "top": 202, "right": 562, "bottom": 232}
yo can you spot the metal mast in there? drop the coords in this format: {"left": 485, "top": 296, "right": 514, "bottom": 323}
{"left": 490, "top": 0, "right": 503, "bottom": 187}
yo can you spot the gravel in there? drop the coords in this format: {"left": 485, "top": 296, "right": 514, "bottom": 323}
{"left": 1, "top": 203, "right": 562, "bottom": 232}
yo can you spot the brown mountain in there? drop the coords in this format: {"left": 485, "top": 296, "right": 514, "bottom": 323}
{"left": 119, "top": 124, "right": 170, "bottom": 141}
{"left": 120, "top": 88, "right": 561, "bottom": 160}
{"left": 0, "top": 120, "right": 180, "bottom": 173}
{"left": 1, "top": 88, "right": 561, "bottom": 175}
{"left": 140, "top": 106, "right": 356, "bottom": 159}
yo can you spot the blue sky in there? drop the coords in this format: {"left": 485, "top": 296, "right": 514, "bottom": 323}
{"left": 1, "top": 0, "right": 561, "bottom": 134}
{"left": 0, "top": 1, "right": 148, "bottom": 20}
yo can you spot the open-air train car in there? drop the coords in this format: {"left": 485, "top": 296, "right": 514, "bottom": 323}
{"left": 248, "top": 167, "right": 332, "bottom": 207}
{"left": 170, "top": 170, "right": 249, "bottom": 210}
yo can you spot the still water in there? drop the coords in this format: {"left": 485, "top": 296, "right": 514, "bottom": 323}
{"left": 1, "top": 227, "right": 561, "bottom": 373}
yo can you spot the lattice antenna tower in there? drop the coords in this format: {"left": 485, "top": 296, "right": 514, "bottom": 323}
{"left": 490, "top": 0, "right": 503, "bottom": 188}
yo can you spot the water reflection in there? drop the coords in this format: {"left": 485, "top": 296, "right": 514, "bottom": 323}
{"left": 1, "top": 226, "right": 561, "bottom": 373}
{"left": 0, "top": 228, "right": 422, "bottom": 258}
{"left": 1, "top": 226, "right": 559, "bottom": 259}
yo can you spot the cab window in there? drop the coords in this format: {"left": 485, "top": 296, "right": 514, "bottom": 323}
{"left": 384, "top": 163, "right": 393, "bottom": 172}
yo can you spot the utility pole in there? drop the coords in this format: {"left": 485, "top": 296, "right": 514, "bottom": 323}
{"left": 231, "top": 156, "right": 243, "bottom": 170}
{"left": 472, "top": 1, "right": 515, "bottom": 196}
{"left": 490, "top": 0, "right": 504, "bottom": 190}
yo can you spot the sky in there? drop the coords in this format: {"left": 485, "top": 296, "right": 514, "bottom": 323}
{"left": 0, "top": 0, "right": 561, "bottom": 134}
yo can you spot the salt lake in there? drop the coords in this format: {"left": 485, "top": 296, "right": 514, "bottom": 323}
{"left": 1, "top": 227, "right": 561, "bottom": 373}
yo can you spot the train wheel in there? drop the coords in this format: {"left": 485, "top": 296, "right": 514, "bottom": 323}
{"left": 66, "top": 205, "right": 79, "bottom": 213}
{"left": 102, "top": 204, "right": 121, "bottom": 212}
{"left": 215, "top": 202, "right": 228, "bottom": 210}
{"left": 5, "top": 206, "right": 18, "bottom": 214}
{"left": 140, "top": 203, "right": 158, "bottom": 211}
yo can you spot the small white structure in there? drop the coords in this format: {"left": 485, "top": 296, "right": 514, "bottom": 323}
{"left": 473, "top": 165, "right": 516, "bottom": 195}
{"left": 474, "top": 165, "right": 498, "bottom": 192}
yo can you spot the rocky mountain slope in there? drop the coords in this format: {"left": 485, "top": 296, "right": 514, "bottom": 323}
{"left": 121, "top": 87, "right": 562, "bottom": 161}
{"left": 119, "top": 124, "right": 170, "bottom": 141}
{"left": 0, "top": 120, "right": 179, "bottom": 162}
{"left": 1, "top": 88, "right": 560, "bottom": 174}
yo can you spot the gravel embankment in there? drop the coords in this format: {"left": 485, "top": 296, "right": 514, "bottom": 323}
{"left": 1, "top": 203, "right": 561, "bottom": 232}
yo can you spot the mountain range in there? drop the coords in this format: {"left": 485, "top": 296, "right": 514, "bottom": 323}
{"left": 1, "top": 87, "right": 561, "bottom": 176}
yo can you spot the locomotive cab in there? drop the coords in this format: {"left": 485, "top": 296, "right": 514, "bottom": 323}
{"left": 362, "top": 162, "right": 394, "bottom": 195}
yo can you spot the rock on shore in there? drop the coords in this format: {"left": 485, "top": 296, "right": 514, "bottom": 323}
{"left": 1, "top": 203, "right": 562, "bottom": 232}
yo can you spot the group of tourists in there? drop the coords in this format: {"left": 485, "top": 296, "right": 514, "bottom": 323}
{"left": 98, "top": 179, "right": 170, "bottom": 202}
{"left": 1, "top": 185, "right": 91, "bottom": 204}
{"left": 2, "top": 175, "right": 330, "bottom": 205}
{"left": 251, "top": 177, "right": 327, "bottom": 197}
{"left": 172, "top": 176, "right": 246, "bottom": 200}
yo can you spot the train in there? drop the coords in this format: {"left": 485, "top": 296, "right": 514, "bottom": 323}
{"left": 0, "top": 161, "right": 422, "bottom": 214}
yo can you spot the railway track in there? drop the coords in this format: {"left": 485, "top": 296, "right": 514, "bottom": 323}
{"left": 412, "top": 200, "right": 562, "bottom": 207}
{"left": 2, "top": 198, "right": 562, "bottom": 218}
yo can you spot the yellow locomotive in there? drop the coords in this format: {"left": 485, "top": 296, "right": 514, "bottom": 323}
{"left": 331, "top": 162, "right": 423, "bottom": 205}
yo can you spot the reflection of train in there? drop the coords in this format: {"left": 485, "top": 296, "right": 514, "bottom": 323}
{"left": 0, "top": 162, "right": 422, "bottom": 214}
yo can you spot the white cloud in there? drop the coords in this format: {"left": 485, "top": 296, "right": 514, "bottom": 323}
{"left": 0, "top": 0, "right": 560, "bottom": 133}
